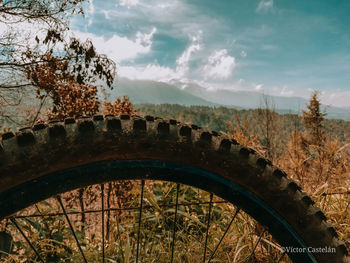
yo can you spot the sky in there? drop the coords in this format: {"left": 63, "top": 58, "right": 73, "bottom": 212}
{"left": 69, "top": 0, "right": 350, "bottom": 107}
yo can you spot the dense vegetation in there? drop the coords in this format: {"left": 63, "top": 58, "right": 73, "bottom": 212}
{"left": 135, "top": 102, "right": 350, "bottom": 154}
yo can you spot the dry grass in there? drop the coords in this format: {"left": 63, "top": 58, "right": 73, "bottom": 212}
{"left": 223, "top": 116, "right": 350, "bottom": 252}
{"left": 0, "top": 181, "right": 290, "bottom": 263}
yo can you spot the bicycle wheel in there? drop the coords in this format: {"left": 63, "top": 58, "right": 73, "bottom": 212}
{"left": 0, "top": 115, "right": 348, "bottom": 262}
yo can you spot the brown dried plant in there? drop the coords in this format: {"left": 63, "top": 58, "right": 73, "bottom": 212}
{"left": 221, "top": 115, "right": 266, "bottom": 156}
{"left": 26, "top": 53, "right": 99, "bottom": 120}
{"left": 278, "top": 91, "right": 350, "bottom": 191}
{"left": 301, "top": 91, "right": 326, "bottom": 146}
{"left": 103, "top": 95, "right": 136, "bottom": 115}
{"left": 222, "top": 94, "right": 350, "bottom": 249}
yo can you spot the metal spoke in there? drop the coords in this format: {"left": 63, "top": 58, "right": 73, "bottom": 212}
{"left": 170, "top": 183, "right": 180, "bottom": 263}
{"left": 244, "top": 227, "right": 266, "bottom": 263}
{"left": 202, "top": 192, "right": 213, "bottom": 263}
{"left": 10, "top": 218, "right": 45, "bottom": 263}
{"left": 276, "top": 250, "right": 287, "bottom": 263}
{"left": 57, "top": 195, "right": 88, "bottom": 263}
{"left": 101, "top": 184, "right": 105, "bottom": 263}
{"left": 136, "top": 179, "right": 145, "bottom": 263}
{"left": 207, "top": 207, "right": 241, "bottom": 263}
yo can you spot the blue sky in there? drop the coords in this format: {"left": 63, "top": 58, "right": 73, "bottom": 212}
{"left": 70, "top": 0, "right": 350, "bottom": 107}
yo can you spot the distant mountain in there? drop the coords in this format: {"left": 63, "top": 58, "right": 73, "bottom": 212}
{"left": 177, "top": 81, "right": 308, "bottom": 111}
{"left": 178, "top": 82, "right": 350, "bottom": 120}
{"left": 112, "top": 78, "right": 218, "bottom": 107}
{"left": 112, "top": 78, "right": 350, "bottom": 121}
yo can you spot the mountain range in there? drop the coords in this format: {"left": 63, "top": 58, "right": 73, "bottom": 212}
{"left": 111, "top": 78, "right": 350, "bottom": 121}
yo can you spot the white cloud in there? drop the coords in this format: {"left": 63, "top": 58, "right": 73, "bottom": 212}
{"left": 203, "top": 49, "right": 236, "bottom": 80}
{"left": 254, "top": 83, "right": 263, "bottom": 91}
{"left": 102, "top": 10, "right": 111, "bottom": 20}
{"left": 280, "top": 86, "right": 294, "bottom": 96}
{"left": 119, "top": 0, "right": 139, "bottom": 8}
{"left": 156, "top": 3, "right": 172, "bottom": 9}
{"left": 88, "top": 0, "right": 95, "bottom": 15}
{"left": 238, "top": 78, "right": 245, "bottom": 84}
{"left": 136, "top": 27, "right": 156, "bottom": 47}
{"left": 118, "top": 64, "right": 178, "bottom": 81}
{"left": 118, "top": 33, "right": 201, "bottom": 82}
{"left": 324, "top": 92, "right": 350, "bottom": 107}
{"left": 108, "top": 0, "right": 221, "bottom": 40}
{"left": 176, "top": 35, "right": 201, "bottom": 77}
{"left": 0, "top": 20, "right": 51, "bottom": 57}
{"left": 72, "top": 27, "right": 156, "bottom": 62}
{"left": 256, "top": 0, "right": 274, "bottom": 13}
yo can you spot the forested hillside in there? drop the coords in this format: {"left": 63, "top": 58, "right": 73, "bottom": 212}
{"left": 136, "top": 103, "right": 350, "bottom": 151}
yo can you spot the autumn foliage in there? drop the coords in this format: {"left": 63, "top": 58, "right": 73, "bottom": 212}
{"left": 104, "top": 95, "right": 136, "bottom": 115}
{"left": 301, "top": 91, "right": 327, "bottom": 145}
{"left": 221, "top": 116, "right": 266, "bottom": 156}
{"left": 223, "top": 92, "right": 350, "bottom": 247}
{"left": 25, "top": 53, "right": 135, "bottom": 121}
{"left": 277, "top": 92, "right": 349, "bottom": 190}
{"left": 26, "top": 54, "right": 99, "bottom": 120}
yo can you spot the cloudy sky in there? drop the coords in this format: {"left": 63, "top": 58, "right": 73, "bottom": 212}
{"left": 70, "top": 0, "right": 350, "bottom": 107}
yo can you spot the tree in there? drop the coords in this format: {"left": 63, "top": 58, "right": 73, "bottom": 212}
{"left": 278, "top": 91, "right": 349, "bottom": 190}
{"left": 0, "top": 0, "right": 116, "bottom": 125}
{"left": 301, "top": 91, "right": 326, "bottom": 145}
{"left": 26, "top": 53, "right": 100, "bottom": 121}
{"left": 257, "top": 94, "right": 280, "bottom": 160}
